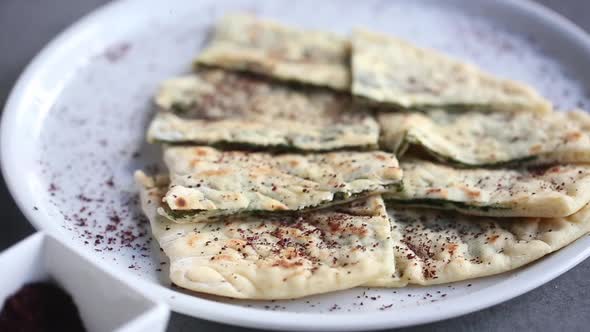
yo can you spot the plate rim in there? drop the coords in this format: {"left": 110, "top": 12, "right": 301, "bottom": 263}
{"left": 2, "top": 0, "right": 590, "bottom": 330}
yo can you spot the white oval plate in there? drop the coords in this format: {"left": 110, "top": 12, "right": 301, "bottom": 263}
{"left": 3, "top": 0, "right": 590, "bottom": 330}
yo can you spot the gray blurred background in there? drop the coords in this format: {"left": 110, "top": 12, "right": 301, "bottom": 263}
{"left": 1, "top": 1, "right": 589, "bottom": 331}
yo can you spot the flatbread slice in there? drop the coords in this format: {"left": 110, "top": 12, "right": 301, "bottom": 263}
{"left": 148, "top": 69, "right": 378, "bottom": 151}
{"left": 366, "top": 205, "right": 590, "bottom": 287}
{"left": 161, "top": 146, "right": 403, "bottom": 223}
{"left": 384, "top": 159, "right": 590, "bottom": 218}
{"left": 137, "top": 172, "right": 394, "bottom": 299}
{"left": 378, "top": 109, "right": 590, "bottom": 167}
{"left": 195, "top": 14, "right": 350, "bottom": 90}
{"left": 351, "top": 29, "right": 551, "bottom": 113}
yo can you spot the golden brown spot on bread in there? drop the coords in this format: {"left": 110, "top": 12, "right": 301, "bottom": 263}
{"left": 285, "top": 228, "right": 301, "bottom": 237}
{"left": 384, "top": 167, "right": 402, "bottom": 177}
{"left": 375, "top": 154, "right": 387, "bottom": 161}
{"left": 250, "top": 165, "right": 274, "bottom": 176}
{"left": 488, "top": 234, "right": 500, "bottom": 243}
{"left": 353, "top": 227, "right": 368, "bottom": 237}
{"left": 447, "top": 243, "right": 458, "bottom": 255}
{"left": 342, "top": 224, "right": 368, "bottom": 237}
{"left": 226, "top": 239, "right": 247, "bottom": 249}
{"left": 187, "top": 234, "right": 200, "bottom": 247}
{"left": 565, "top": 131, "right": 583, "bottom": 142}
{"left": 282, "top": 247, "right": 299, "bottom": 260}
{"left": 459, "top": 186, "right": 481, "bottom": 198}
{"left": 289, "top": 160, "right": 299, "bottom": 167}
{"left": 193, "top": 148, "right": 210, "bottom": 157}
{"left": 213, "top": 254, "right": 233, "bottom": 261}
{"left": 529, "top": 144, "right": 543, "bottom": 154}
{"left": 176, "top": 197, "right": 187, "bottom": 207}
{"left": 200, "top": 169, "right": 231, "bottom": 177}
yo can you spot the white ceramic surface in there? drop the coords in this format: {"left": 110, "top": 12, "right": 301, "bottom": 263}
{"left": 0, "top": 233, "right": 170, "bottom": 332}
{"left": 2, "top": 0, "right": 590, "bottom": 330}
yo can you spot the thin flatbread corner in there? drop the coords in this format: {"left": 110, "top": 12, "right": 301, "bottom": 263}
{"left": 366, "top": 205, "right": 590, "bottom": 287}
{"left": 136, "top": 171, "right": 395, "bottom": 299}
{"left": 384, "top": 160, "right": 590, "bottom": 218}
{"left": 351, "top": 29, "right": 551, "bottom": 113}
{"left": 378, "top": 109, "right": 590, "bottom": 167}
{"left": 195, "top": 13, "right": 351, "bottom": 90}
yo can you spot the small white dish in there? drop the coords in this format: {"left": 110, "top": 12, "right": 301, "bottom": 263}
{"left": 0, "top": 233, "right": 170, "bottom": 332}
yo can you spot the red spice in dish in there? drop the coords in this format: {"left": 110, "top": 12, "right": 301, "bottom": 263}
{"left": 0, "top": 282, "right": 86, "bottom": 331}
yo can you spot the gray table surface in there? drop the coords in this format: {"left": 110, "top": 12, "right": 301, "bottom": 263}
{"left": 1, "top": 1, "right": 589, "bottom": 331}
